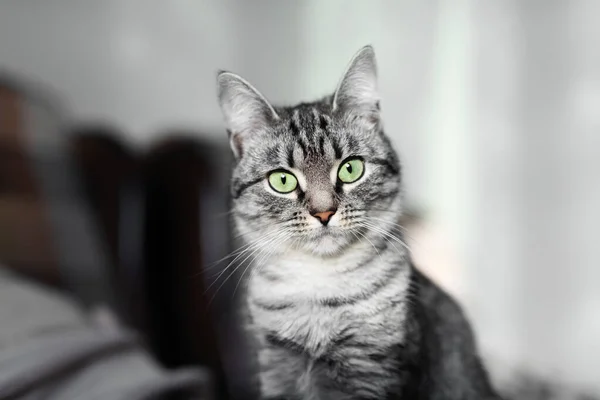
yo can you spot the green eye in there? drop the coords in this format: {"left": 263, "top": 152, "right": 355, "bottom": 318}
{"left": 268, "top": 170, "right": 298, "bottom": 193}
{"left": 338, "top": 158, "right": 365, "bottom": 183}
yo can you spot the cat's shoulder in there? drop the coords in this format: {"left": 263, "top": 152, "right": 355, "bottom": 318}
{"left": 410, "top": 265, "right": 469, "bottom": 327}
{"left": 408, "top": 265, "right": 500, "bottom": 399}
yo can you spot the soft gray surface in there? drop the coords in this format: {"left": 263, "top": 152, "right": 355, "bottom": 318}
{"left": 0, "top": 268, "right": 86, "bottom": 351}
{"left": 0, "top": 267, "right": 212, "bottom": 400}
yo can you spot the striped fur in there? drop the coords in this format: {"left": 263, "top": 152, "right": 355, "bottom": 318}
{"left": 217, "top": 46, "right": 499, "bottom": 399}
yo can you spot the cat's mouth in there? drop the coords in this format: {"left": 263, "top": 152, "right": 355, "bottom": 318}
{"left": 309, "top": 224, "right": 344, "bottom": 237}
{"left": 300, "top": 225, "right": 358, "bottom": 255}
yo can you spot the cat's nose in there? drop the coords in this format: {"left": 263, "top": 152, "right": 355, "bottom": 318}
{"left": 311, "top": 208, "right": 337, "bottom": 226}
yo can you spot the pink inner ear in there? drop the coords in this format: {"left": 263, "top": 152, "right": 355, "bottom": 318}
{"left": 368, "top": 111, "right": 381, "bottom": 129}
{"left": 231, "top": 132, "right": 244, "bottom": 158}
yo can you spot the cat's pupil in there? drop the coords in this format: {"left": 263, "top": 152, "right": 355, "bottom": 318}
{"left": 281, "top": 174, "right": 287, "bottom": 185}
{"left": 346, "top": 163, "right": 353, "bottom": 174}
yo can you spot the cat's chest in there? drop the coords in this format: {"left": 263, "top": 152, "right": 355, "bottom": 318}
{"left": 251, "top": 300, "right": 351, "bottom": 357}
{"left": 247, "top": 253, "right": 362, "bottom": 351}
{"left": 247, "top": 247, "right": 408, "bottom": 357}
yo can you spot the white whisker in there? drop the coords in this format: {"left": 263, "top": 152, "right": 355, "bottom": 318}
{"left": 232, "top": 230, "right": 290, "bottom": 298}
{"left": 208, "top": 228, "right": 290, "bottom": 305}
{"left": 359, "top": 221, "right": 411, "bottom": 251}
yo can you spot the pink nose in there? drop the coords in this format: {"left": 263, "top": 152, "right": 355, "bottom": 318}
{"left": 311, "top": 209, "right": 336, "bottom": 225}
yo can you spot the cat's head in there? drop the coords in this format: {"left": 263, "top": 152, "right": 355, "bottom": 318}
{"left": 217, "top": 46, "right": 403, "bottom": 257}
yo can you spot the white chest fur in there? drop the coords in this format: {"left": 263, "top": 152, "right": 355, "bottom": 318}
{"left": 247, "top": 243, "right": 410, "bottom": 358}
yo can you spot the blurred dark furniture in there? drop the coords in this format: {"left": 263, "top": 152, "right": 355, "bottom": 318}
{"left": 72, "top": 131, "right": 237, "bottom": 398}
{"left": 0, "top": 79, "right": 61, "bottom": 285}
{"left": 1, "top": 76, "right": 244, "bottom": 399}
{"left": 70, "top": 127, "right": 147, "bottom": 329}
{"left": 142, "top": 135, "right": 233, "bottom": 398}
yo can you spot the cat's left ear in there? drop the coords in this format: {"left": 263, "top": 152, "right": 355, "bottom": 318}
{"left": 332, "top": 45, "right": 380, "bottom": 130}
{"left": 217, "top": 71, "right": 279, "bottom": 158}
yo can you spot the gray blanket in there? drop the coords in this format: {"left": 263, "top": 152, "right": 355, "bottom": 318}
{"left": 0, "top": 267, "right": 212, "bottom": 400}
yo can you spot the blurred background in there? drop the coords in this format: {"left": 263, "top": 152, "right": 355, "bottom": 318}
{"left": 0, "top": 1, "right": 599, "bottom": 399}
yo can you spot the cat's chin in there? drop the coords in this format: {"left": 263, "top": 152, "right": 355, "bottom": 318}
{"left": 302, "top": 234, "right": 352, "bottom": 258}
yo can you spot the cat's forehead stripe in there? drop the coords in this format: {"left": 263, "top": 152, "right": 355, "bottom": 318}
{"left": 319, "top": 114, "right": 330, "bottom": 132}
{"left": 286, "top": 145, "right": 295, "bottom": 168}
{"left": 297, "top": 135, "right": 309, "bottom": 158}
{"left": 311, "top": 107, "right": 321, "bottom": 133}
{"left": 318, "top": 136, "right": 325, "bottom": 156}
{"left": 288, "top": 119, "right": 300, "bottom": 136}
{"left": 291, "top": 109, "right": 302, "bottom": 136}
{"left": 283, "top": 106, "right": 338, "bottom": 160}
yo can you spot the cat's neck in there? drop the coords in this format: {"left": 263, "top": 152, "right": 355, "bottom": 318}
{"left": 248, "top": 234, "right": 410, "bottom": 304}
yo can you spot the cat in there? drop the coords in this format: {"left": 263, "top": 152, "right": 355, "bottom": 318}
{"left": 216, "top": 45, "right": 500, "bottom": 400}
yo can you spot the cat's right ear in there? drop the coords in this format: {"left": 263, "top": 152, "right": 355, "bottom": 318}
{"left": 217, "top": 71, "right": 279, "bottom": 159}
{"left": 332, "top": 45, "right": 380, "bottom": 131}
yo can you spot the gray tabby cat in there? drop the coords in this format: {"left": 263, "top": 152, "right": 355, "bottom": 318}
{"left": 217, "top": 46, "right": 500, "bottom": 400}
